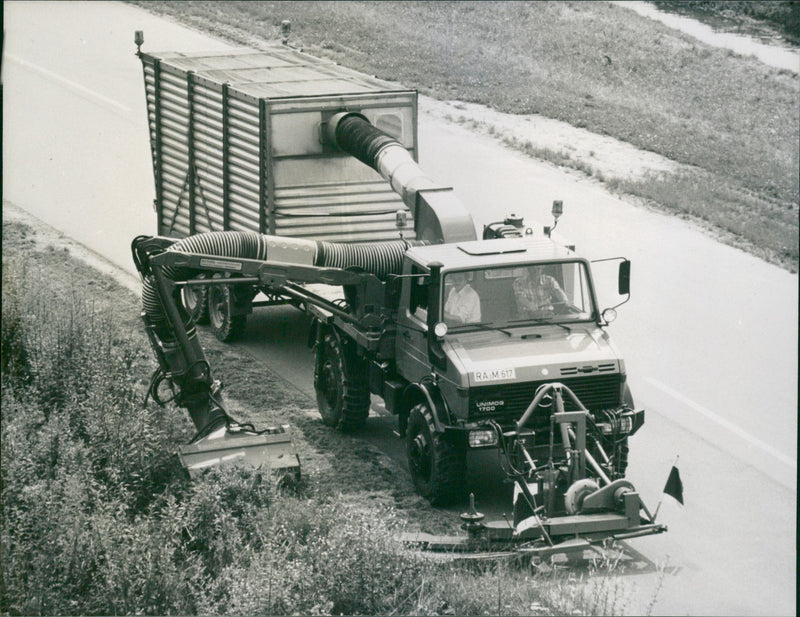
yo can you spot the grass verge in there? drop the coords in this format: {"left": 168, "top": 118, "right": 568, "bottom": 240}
{"left": 130, "top": 0, "right": 799, "bottom": 270}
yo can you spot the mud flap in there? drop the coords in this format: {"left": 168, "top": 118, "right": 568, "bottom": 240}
{"left": 178, "top": 425, "right": 301, "bottom": 480}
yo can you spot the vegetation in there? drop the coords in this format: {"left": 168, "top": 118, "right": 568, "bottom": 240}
{"left": 2, "top": 220, "right": 656, "bottom": 615}
{"left": 131, "top": 0, "right": 799, "bottom": 270}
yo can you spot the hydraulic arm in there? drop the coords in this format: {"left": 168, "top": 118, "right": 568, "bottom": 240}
{"left": 132, "top": 236, "right": 304, "bottom": 477}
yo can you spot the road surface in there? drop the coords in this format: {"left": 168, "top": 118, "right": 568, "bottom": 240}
{"left": 3, "top": 3, "right": 796, "bottom": 615}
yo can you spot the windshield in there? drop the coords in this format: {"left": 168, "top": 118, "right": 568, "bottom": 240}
{"left": 442, "top": 262, "right": 596, "bottom": 328}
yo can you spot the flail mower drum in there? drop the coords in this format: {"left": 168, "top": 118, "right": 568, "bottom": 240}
{"left": 403, "top": 383, "right": 667, "bottom": 561}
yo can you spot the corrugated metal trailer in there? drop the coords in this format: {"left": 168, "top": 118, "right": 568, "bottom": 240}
{"left": 138, "top": 45, "right": 418, "bottom": 243}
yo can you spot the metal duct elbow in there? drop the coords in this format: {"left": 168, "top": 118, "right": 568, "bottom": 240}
{"left": 326, "top": 112, "right": 476, "bottom": 244}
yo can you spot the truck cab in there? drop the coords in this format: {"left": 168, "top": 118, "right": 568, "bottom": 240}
{"left": 391, "top": 237, "right": 639, "bottom": 504}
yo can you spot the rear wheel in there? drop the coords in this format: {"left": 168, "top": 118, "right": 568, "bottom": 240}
{"left": 181, "top": 274, "right": 209, "bottom": 324}
{"left": 314, "top": 331, "right": 370, "bottom": 431}
{"left": 208, "top": 275, "right": 246, "bottom": 342}
{"left": 406, "top": 404, "right": 466, "bottom": 505}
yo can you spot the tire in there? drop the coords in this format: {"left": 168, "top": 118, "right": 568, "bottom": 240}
{"left": 181, "top": 274, "right": 209, "bottom": 324}
{"left": 314, "top": 331, "right": 370, "bottom": 431}
{"left": 406, "top": 404, "right": 466, "bottom": 505}
{"left": 208, "top": 276, "right": 246, "bottom": 342}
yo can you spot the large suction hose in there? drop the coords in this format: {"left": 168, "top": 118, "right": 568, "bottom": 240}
{"left": 326, "top": 112, "right": 477, "bottom": 244}
{"left": 142, "top": 231, "right": 416, "bottom": 333}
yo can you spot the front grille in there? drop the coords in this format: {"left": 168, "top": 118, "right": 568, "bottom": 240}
{"left": 468, "top": 374, "right": 622, "bottom": 423}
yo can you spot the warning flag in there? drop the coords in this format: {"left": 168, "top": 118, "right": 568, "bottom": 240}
{"left": 663, "top": 465, "right": 684, "bottom": 505}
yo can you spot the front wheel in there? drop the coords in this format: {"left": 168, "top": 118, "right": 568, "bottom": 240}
{"left": 406, "top": 404, "right": 466, "bottom": 505}
{"left": 208, "top": 275, "right": 246, "bottom": 342}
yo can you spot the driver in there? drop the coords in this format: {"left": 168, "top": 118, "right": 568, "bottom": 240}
{"left": 513, "top": 266, "right": 568, "bottom": 317}
{"left": 444, "top": 271, "right": 481, "bottom": 324}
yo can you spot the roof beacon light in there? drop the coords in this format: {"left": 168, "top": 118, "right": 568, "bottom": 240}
{"left": 545, "top": 200, "right": 563, "bottom": 237}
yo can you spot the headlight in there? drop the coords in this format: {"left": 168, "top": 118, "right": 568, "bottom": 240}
{"left": 469, "top": 429, "right": 498, "bottom": 448}
{"left": 617, "top": 415, "right": 633, "bottom": 433}
{"left": 610, "top": 410, "right": 644, "bottom": 436}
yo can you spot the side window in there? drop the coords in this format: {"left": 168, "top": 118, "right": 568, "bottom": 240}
{"left": 409, "top": 266, "right": 428, "bottom": 321}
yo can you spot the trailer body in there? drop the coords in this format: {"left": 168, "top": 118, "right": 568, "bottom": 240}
{"left": 140, "top": 46, "right": 418, "bottom": 242}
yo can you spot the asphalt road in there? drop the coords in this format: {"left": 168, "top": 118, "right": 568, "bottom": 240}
{"left": 3, "top": 2, "right": 797, "bottom": 615}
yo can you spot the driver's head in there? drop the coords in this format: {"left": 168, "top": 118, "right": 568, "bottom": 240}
{"left": 521, "top": 267, "right": 544, "bottom": 284}
{"left": 534, "top": 267, "right": 548, "bottom": 284}
{"left": 450, "top": 271, "right": 468, "bottom": 289}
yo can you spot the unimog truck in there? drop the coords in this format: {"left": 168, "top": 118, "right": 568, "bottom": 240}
{"left": 133, "top": 33, "right": 665, "bottom": 553}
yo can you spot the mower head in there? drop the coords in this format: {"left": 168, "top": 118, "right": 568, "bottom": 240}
{"left": 178, "top": 423, "right": 301, "bottom": 480}
{"left": 404, "top": 383, "right": 666, "bottom": 560}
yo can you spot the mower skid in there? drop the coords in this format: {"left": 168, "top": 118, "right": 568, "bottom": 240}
{"left": 178, "top": 425, "right": 301, "bottom": 480}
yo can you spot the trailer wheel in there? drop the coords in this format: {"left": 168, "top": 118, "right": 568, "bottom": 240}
{"left": 181, "top": 274, "right": 209, "bottom": 324}
{"left": 208, "top": 277, "right": 246, "bottom": 342}
{"left": 406, "top": 404, "right": 465, "bottom": 505}
{"left": 315, "top": 332, "right": 370, "bottom": 431}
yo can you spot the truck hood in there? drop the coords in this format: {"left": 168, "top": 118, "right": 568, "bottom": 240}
{"left": 446, "top": 324, "right": 622, "bottom": 386}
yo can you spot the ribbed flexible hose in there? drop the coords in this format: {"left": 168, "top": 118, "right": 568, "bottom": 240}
{"left": 317, "top": 239, "right": 411, "bottom": 280}
{"left": 142, "top": 231, "right": 420, "bottom": 329}
{"left": 142, "top": 231, "right": 269, "bottom": 337}
{"left": 334, "top": 114, "right": 397, "bottom": 169}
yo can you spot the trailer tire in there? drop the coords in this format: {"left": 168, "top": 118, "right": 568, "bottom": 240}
{"left": 315, "top": 332, "right": 370, "bottom": 431}
{"left": 406, "top": 404, "right": 466, "bottom": 505}
{"left": 208, "top": 277, "right": 246, "bottom": 342}
{"left": 181, "top": 274, "right": 209, "bottom": 324}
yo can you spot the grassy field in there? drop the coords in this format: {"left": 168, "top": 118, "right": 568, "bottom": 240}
{"left": 2, "top": 216, "right": 658, "bottom": 615}
{"left": 132, "top": 1, "right": 799, "bottom": 270}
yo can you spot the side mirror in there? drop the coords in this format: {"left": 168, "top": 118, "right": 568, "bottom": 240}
{"left": 618, "top": 260, "right": 630, "bottom": 296}
{"left": 591, "top": 256, "right": 632, "bottom": 321}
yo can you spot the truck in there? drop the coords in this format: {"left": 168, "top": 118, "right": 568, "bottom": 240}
{"left": 132, "top": 32, "right": 666, "bottom": 556}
